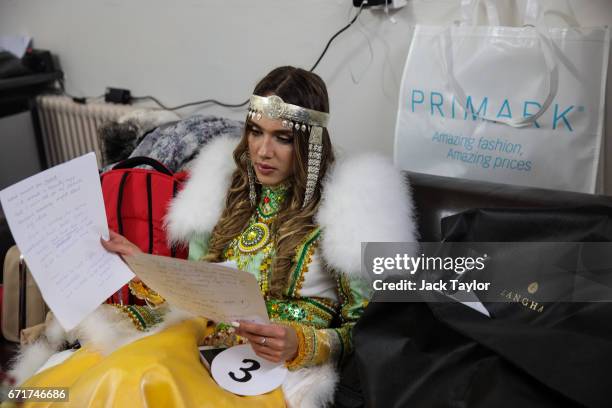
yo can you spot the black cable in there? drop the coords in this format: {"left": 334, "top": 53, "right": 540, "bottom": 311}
{"left": 132, "top": 4, "right": 367, "bottom": 111}
{"left": 131, "top": 95, "right": 249, "bottom": 111}
{"left": 82, "top": 4, "right": 367, "bottom": 111}
{"left": 57, "top": 78, "right": 103, "bottom": 104}
{"left": 309, "top": 1, "right": 367, "bottom": 72}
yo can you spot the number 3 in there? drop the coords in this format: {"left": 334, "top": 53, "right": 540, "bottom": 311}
{"left": 229, "top": 359, "right": 261, "bottom": 383}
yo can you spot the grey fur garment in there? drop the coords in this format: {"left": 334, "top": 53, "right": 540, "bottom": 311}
{"left": 130, "top": 115, "right": 244, "bottom": 172}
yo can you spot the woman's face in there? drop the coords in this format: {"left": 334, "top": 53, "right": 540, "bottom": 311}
{"left": 247, "top": 115, "right": 295, "bottom": 186}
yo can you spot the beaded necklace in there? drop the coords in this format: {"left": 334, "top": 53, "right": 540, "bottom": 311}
{"left": 236, "top": 183, "right": 288, "bottom": 253}
{"left": 225, "top": 183, "right": 290, "bottom": 295}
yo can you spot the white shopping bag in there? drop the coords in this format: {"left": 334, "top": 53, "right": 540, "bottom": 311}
{"left": 394, "top": 0, "right": 610, "bottom": 193}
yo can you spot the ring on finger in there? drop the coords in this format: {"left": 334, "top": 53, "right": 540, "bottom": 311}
{"left": 260, "top": 337, "right": 267, "bottom": 346}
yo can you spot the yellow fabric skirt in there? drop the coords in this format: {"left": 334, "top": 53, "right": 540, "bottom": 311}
{"left": 12, "top": 318, "right": 285, "bottom": 408}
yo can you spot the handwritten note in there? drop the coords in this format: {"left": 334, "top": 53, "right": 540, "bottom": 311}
{"left": 0, "top": 153, "right": 134, "bottom": 330}
{"left": 123, "top": 253, "right": 269, "bottom": 323}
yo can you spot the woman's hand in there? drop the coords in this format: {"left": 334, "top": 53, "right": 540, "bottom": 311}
{"left": 101, "top": 230, "right": 141, "bottom": 257}
{"left": 101, "top": 230, "right": 142, "bottom": 282}
{"left": 235, "top": 321, "right": 298, "bottom": 364}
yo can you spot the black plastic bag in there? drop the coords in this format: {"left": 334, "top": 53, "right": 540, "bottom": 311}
{"left": 349, "top": 207, "right": 612, "bottom": 408}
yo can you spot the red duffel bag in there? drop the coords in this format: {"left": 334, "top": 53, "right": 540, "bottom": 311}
{"left": 100, "top": 157, "right": 189, "bottom": 304}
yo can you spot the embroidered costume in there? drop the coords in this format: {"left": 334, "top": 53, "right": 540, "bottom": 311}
{"left": 164, "top": 134, "right": 418, "bottom": 406}
{"left": 190, "top": 183, "right": 367, "bottom": 369}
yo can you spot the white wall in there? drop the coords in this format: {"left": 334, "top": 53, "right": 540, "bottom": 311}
{"left": 1, "top": 0, "right": 612, "bottom": 190}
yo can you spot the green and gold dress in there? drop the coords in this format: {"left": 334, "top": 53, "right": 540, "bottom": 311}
{"left": 191, "top": 183, "right": 369, "bottom": 369}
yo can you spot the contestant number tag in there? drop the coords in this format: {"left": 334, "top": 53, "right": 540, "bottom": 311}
{"left": 211, "top": 344, "right": 288, "bottom": 395}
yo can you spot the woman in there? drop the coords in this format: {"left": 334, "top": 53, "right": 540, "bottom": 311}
{"left": 11, "top": 66, "right": 416, "bottom": 407}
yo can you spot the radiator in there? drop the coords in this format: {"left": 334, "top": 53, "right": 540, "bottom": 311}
{"left": 36, "top": 95, "right": 140, "bottom": 167}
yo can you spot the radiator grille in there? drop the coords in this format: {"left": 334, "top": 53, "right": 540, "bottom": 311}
{"left": 36, "top": 95, "right": 139, "bottom": 167}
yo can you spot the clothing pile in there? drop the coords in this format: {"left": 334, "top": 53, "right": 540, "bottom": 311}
{"left": 99, "top": 113, "right": 243, "bottom": 172}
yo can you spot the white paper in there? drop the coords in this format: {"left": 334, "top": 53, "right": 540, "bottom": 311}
{"left": 460, "top": 301, "right": 491, "bottom": 317}
{"left": 0, "top": 153, "right": 134, "bottom": 331}
{"left": 211, "top": 345, "right": 287, "bottom": 396}
{"left": 0, "top": 35, "right": 32, "bottom": 58}
{"left": 446, "top": 290, "right": 491, "bottom": 318}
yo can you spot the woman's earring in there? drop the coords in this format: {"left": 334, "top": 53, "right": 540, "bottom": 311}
{"left": 303, "top": 126, "right": 323, "bottom": 208}
{"left": 247, "top": 159, "right": 257, "bottom": 207}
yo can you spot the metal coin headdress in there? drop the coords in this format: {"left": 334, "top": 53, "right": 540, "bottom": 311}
{"left": 247, "top": 95, "right": 330, "bottom": 208}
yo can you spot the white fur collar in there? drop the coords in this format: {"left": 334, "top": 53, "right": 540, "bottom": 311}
{"left": 165, "top": 136, "right": 417, "bottom": 276}
{"left": 316, "top": 154, "right": 417, "bottom": 275}
{"left": 165, "top": 135, "right": 239, "bottom": 243}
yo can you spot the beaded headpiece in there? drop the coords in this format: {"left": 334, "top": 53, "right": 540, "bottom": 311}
{"left": 247, "top": 95, "right": 330, "bottom": 208}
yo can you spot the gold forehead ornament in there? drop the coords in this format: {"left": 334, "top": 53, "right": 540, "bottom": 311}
{"left": 247, "top": 94, "right": 330, "bottom": 207}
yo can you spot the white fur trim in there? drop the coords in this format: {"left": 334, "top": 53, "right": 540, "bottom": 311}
{"left": 75, "top": 305, "right": 150, "bottom": 356}
{"left": 44, "top": 315, "right": 72, "bottom": 347}
{"left": 9, "top": 341, "right": 58, "bottom": 386}
{"left": 165, "top": 135, "right": 240, "bottom": 243}
{"left": 75, "top": 305, "right": 195, "bottom": 356}
{"left": 283, "top": 363, "right": 338, "bottom": 408}
{"left": 9, "top": 305, "right": 196, "bottom": 383}
{"left": 316, "top": 154, "right": 417, "bottom": 276}
{"left": 9, "top": 314, "right": 73, "bottom": 385}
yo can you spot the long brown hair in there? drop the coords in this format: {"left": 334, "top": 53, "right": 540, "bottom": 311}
{"left": 204, "top": 66, "right": 334, "bottom": 297}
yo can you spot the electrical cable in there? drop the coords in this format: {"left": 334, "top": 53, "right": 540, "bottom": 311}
{"left": 309, "top": 1, "right": 367, "bottom": 72}
{"left": 131, "top": 95, "right": 249, "bottom": 110}
{"left": 57, "top": 78, "right": 103, "bottom": 104}
{"left": 60, "top": 4, "right": 368, "bottom": 111}
{"left": 348, "top": 2, "right": 374, "bottom": 84}
{"left": 134, "top": 2, "right": 367, "bottom": 111}
{"left": 133, "top": 3, "right": 367, "bottom": 111}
